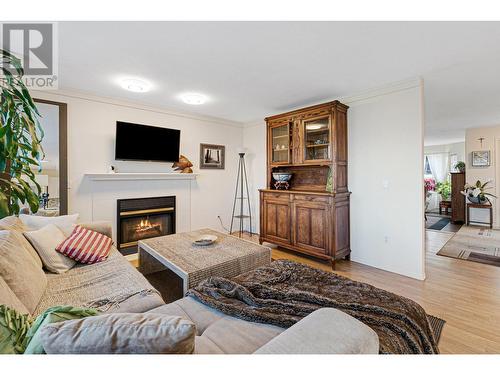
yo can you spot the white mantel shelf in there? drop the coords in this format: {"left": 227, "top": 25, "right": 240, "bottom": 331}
{"left": 85, "top": 173, "right": 198, "bottom": 181}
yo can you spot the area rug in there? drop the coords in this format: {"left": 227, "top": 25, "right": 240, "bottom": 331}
{"left": 437, "top": 226, "right": 500, "bottom": 267}
{"left": 427, "top": 217, "right": 450, "bottom": 231}
{"left": 427, "top": 315, "right": 445, "bottom": 344}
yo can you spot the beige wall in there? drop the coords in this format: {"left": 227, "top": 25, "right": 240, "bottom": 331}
{"left": 465, "top": 125, "right": 500, "bottom": 227}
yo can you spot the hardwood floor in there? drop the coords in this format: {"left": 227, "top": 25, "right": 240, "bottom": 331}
{"left": 239, "top": 230, "right": 500, "bottom": 354}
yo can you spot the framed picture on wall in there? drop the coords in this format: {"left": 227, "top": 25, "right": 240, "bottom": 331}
{"left": 471, "top": 150, "right": 491, "bottom": 167}
{"left": 200, "top": 143, "right": 225, "bottom": 169}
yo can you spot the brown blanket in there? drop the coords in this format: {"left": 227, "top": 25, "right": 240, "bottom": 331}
{"left": 187, "top": 260, "right": 439, "bottom": 354}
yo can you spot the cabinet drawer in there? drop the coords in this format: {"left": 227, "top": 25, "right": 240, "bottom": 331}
{"left": 263, "top": 192, "right": 290, "bottom": 201}
{"left": 293, "top": 194, "right": 331, "bottom": 204}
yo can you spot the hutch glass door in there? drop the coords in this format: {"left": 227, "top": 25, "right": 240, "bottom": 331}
{"left": 271, "top": 124, "right": 290, "bottom": 164}
{"left": 303, "top": 116, "right": 330, "bottom": 161}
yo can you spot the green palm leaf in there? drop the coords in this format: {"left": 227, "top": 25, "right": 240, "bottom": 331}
{"left": 0, "top": 48, "right": 44, "bottom": 218}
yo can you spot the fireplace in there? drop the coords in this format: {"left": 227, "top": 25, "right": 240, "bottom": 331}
{"left": 117, "top": 196, "right": 175, "bottom": 255}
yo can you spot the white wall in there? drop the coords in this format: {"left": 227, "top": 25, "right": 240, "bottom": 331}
{"left": 347, "top": 80, "right": 425, "bottom": 280}
{"left": 243, "top": 80, "right": 426, "bottom": 280}
{"left": 32, "top": 90, "right": 244, "bottom": 232}
{"left": 243, "top": 122, "right": 267, "bottom": 233}
{"left": 465, "top": 125, "right": 500, "bottom": 227}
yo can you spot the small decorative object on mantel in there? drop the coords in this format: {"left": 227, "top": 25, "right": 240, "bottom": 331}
{"left": 200, "top": 144, "right": 225, "bottom": 169}
{"left": 454, "top": 161, "right": 466, "bottom": 173}
{"left": 172, "top": 155, "right": 193, "bottom": 173}
{"left": 461, "top": 180, "right": 497, "bottom": 204}
{"left": 471, "top": 150, "right": 490, "bottom": 167}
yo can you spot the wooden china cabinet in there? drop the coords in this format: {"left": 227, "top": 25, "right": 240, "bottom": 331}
{"left": 259, "top": 100, "right": 350, "bottom": 268}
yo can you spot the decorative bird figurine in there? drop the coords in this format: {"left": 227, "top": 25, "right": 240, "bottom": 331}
{"left": 172, "top": 155, "right": 193, "bottom": 173}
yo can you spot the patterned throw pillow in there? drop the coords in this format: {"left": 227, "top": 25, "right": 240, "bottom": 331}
{"left": 56, "top": 225, "right": 113, "bottom": 264}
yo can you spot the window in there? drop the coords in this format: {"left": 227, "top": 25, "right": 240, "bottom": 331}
{"left": 450, "top": 154, "right": 458, "bottom": 172}
{"left": 424, "top": 155, "right": 433, "bottom": 177}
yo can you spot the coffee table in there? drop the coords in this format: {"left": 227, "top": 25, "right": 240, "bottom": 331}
{"left": 138, "top": 228, "right": 271, "bottom": 297}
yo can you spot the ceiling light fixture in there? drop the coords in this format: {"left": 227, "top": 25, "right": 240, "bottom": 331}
{"left": 120, "top": 78, "right": 151, "bottom": 93}
{"left": 180, "top": 92, "right": 207, "bottom": 105}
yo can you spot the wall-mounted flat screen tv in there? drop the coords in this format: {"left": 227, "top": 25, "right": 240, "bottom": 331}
{"left": 115, "top": 121, "right": 180, "bottom": 162}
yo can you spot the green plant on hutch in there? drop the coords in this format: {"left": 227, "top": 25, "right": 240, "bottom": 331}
{"left": 0, "top": 49, "right": 44, "bottom": 218}
{"left": 454, "top": 161, "right": 466, "bottom": 173}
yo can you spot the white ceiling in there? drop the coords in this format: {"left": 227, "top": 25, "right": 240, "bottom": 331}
{"left": 57, "top": 22, "right": 500, "bottom": 145}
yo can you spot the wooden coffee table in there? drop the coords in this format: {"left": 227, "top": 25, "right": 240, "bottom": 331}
{"left": 138, "top": 229, "right": 271, "bottom": 298}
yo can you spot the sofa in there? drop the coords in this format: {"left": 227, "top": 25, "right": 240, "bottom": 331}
{"left": 0, "top": 216, "right": 379, "bottom": 354}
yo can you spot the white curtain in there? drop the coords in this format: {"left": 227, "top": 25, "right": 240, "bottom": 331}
{"left": 426, "top": 153, "right": 449, "bottom": 182}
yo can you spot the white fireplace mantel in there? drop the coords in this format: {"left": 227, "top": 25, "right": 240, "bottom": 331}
{"left": 85, "top": 172, "right": 198, "bottom": 181}
{"left": 83, "top": 172, "right": 197, "bottom": 237}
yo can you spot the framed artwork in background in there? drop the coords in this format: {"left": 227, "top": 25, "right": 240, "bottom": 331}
{"left": 471, "top": 150, "right": 491, "bottom": 167}
{"left": 200, "top": 143, "right": 225, "bottom": 169}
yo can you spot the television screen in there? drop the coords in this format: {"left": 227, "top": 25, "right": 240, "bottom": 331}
{"left": 115, "top": 121, "right": 180, "bottom": 162}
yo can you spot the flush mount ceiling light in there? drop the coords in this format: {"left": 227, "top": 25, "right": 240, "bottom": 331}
{"left": 120, "top": 78, "right": 151, "bottom": 93}
{"left": 180, "top": 92, "right": 208, "bottom": 105}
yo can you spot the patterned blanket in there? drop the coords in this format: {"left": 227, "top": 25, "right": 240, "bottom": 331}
{"left": 187, "top": 260, "right": 439, "bottom": 354}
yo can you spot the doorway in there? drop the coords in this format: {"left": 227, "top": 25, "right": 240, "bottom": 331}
{"left": 33, "top": 99, "right": 68, "bottom": 215}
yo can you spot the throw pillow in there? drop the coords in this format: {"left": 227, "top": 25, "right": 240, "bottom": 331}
{"left": 39, "top": 313, "right": 196, "bottom": 354}
{"left": 23, "top": 224, "right": 76, "bottom": 274}
{"left": 0, "top": 305, "right": 33, "bottom": 354}
{"left": 24, "top": 305, "right": 98, "bottom": 354}
{"left": 56, "top": 225, "right": 113, "bottom": 264}
{"left": 19, "top": 213, "right": 79, "bottom": 231}
{"left": 0, "top": 231, "right": 48, "bottom": 313}
{"left": 0, "top": 276, "right": 29, "bottom": 315}
{"left": 0, "top": 216, "right": 43, "bottom": 268}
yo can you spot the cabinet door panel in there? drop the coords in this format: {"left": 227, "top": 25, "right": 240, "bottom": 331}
{"left": 263, "top": 200, "right": 291, "bottom": 244}
{"left": 293, "top": 201, "right": 329, "bottom": 254}
{"left": 300, "top": 115, "right": 332, "bottom": 164}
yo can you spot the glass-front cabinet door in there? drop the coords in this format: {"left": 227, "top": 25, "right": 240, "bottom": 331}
{"left": 270, "top": 123, "right": 290, "bottom": 164}
{"left": 302, "top": 115, "right": 331, "bottom": 162}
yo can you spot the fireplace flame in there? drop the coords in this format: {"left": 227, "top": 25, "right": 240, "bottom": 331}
{"left": 138, "top": 219, "right": 152, "bottom": 229}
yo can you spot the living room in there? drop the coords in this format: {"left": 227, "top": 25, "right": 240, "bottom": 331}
{"left": 1, "top": 2, "right": 500, "bottom": 373}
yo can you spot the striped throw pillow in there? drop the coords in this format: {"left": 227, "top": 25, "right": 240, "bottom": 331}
{"left": 56, "top": 225, "right": 113, "bottom": 264}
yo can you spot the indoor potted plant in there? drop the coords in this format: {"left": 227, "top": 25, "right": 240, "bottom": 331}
{"left": 0, "top": 49, "right": 44, "bottom": 218}
{"left": 461, "top": 180, "right": 496, "bottom": 204}
{"left": 436, "top": 180, "right": 451, "bottom": 201}
{"left": 454, "top": 161, "right": 466, "bottom": 173}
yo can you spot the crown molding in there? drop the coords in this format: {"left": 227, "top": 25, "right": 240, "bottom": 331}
{"left": 31, "top": 88, "right": 246, "bottom": 128}
{"left": 340, "top": 77, "right": 423, "bottom": 105}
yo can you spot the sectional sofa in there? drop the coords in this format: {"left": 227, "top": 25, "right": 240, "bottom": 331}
{"left": 0, "top": 215, "right": 379, "bottom": 354}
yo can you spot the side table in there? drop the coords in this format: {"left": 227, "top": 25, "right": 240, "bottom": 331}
{"left": 466, "top": 203, "right": 493, "bottom": 228}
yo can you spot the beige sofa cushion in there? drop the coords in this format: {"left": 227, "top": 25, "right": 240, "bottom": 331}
{"left": 194, "top": 336, "right": 224, "bottom": 354}
{"left": 148, "top": 296, "right": 225, "bottom": 335}
{"left": 199, "top": 316, "right": 283, "bottom": 354}
{"left": 0, "top": 216, "right": 43, "bottom": 268}
{"left": 254, "top": 308, "right": 380, "bottom": 354}
{"left": 0, "top": 230, "right": 47, "bottom": 313}
{"left": 33, "top": 249, "right": 164, "bottom": 315}
{"left": 39, "top": 313, "right": 196, "bottom": 354}
{"left": 24, "top": 224, "right": 76, "bottom": 274}
{"left": 0, "top": 275, "right": 29, "bottom": 315}
{"left": 0, "top": 216, "right": 28, "bottom": 232}
{"left": 19, "top": 213, "right": 79, "bottom": 231}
